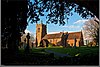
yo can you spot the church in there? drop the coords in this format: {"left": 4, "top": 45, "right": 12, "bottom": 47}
{"left": 36, "top": 23, "right": 84, "bottom": 47}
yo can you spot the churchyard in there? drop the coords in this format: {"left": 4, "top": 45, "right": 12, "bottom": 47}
{"left": 16, "top": 46, "right": 99, "bottom": 65}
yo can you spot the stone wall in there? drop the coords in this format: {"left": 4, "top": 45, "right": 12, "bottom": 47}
{"left": 67, "top": 39, "right": 81, "bottom": 47}
{"left": 47, "top": 38, "right": 61, "bottom": 45}
{"left": 36, "top": 23, "right": 47, "bottom": 46}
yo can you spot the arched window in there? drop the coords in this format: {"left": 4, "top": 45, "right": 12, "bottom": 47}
{"left": 38, "top": 28, "right": 40, "bottom": 32}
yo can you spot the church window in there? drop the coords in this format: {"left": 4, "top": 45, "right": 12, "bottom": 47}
{"left": 38, "top": 28, "right": 40, "bottom": 32}
{"left": 50, "top": 40, "right": 52, "bottom": 42}
{"left": 71, "top": 43, "right": 73, "bottom": 46}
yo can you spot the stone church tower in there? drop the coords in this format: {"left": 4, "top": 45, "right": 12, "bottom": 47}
{"left": 36, "top": 23, "right": 47, "bottom": 46}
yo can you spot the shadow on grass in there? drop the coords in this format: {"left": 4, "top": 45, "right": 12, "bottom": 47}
{"left": 1, "top": 46, "right": 99, "bottom": 66}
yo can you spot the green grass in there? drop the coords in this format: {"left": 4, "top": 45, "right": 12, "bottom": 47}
{"left": 18, "top": 46, "right": 99, "bottom": 57}
{"left": 10, "top": 46, "right": 99, "bottom": 65}
{"left": 45, "top": 46, "right": 99, "bottom": 57}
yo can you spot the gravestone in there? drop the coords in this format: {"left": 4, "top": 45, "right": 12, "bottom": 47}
{"left": 32, "top": 42, "right": 34, "bottom": 48}
{"left": 74, "top": 38, "right": 77, "bottom": 48}
{"left": 36, "top": 38, "right": 38, "bottom": 47}
{"left": 25, "top": 33, "right": 30, "bottom": 53}
{"left": 62, "top": 33, "right": 68, "bottom": 48}
{"left": 23, "top": 38, "right": 27, "bottom": 49}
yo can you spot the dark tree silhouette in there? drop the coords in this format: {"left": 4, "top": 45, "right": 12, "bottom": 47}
{"left": 28, "top": 0, "right": 99, "bottom": 25}
{"left": 1, "top": 0, "right": 28, "bottom": 64}
{"left": 68, "top": 0, "right": 99, "bottom": 19}
{"left": 2, "top": 0, "right": 28, "bottom": 47}
{"left": 1, "top": 0, "right": 99, "bottom": 65}
{"left": 2, "top": 0, "right": 98, "bottom": 50}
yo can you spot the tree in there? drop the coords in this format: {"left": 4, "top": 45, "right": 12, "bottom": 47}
{"left": 2, "top": 0, "right": 99, "bottom": 49}
{"left": 68, "top": 0, "right": 99, "bottom": 19}
{"left": 2, "top": 0, "right": 98, "bottom": 49}
{"left": 1, "top": 0, "right": 99, "bottom": 53}
{"left": 27, "top": 0, "right": 99, "bottom": 48}
{"left": 1, "top": 0, "right": 99, "bottom": 64}
{"left": 1, "top": 0, "right": 28, "bottom": 64}
{"left": 2, "top": 0, "right": 28, "bottom": 47}
{"left": 83, "top": 17, "right": 99, "bottom": 46}
{"left": 28, "top": 0, "right": 99, "bottom": 25}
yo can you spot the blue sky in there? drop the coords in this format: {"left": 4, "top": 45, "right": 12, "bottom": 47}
{"left": 25, "top": 12, "right": 88, "bottom": 36}
{"left": 25, "top": 0, "right": 89, "bottom": 36}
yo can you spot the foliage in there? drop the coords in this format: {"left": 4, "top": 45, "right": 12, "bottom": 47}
{"left": 2, "top": 0, "right": 99, "bottom": 49}
{"left": 48, "top": 43, "right": 57, "bottom": 47}
{"left": 1, "top": 0, "right": 28, "bottom": 49}
{"left": 87, "top": 41, "right": 96, "bottom": 47}
{"left": 2, "top": 0, "right": 98, "bottom": 49}
{"left": 87, "top": 42, "right": 93, "bottom": 47}
{"left": 27, "top": 0, "right": 98, "bottom": 25}
{"left": 83, "top": 17, "right": 99, "bottom": 45}
{"left": 39, "top": 44, "right": 45, "bottom": 47}
{"left": 48, "top": 43, "right": 53, "bottom": 47}
{"left": 1, "top": 0, "right": 99, "bottom": 65}
{"left": 1, "top": 1, "right": 28, "bottom": 65}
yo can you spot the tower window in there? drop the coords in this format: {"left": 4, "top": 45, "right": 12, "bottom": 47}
{"left": 38, "top": 28, "right": 40, "bottom": 32}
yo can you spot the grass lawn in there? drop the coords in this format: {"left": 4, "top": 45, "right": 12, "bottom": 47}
{"left": 44, "top": 46, "right": 99, "bottom": 57}
{"left": 22, "top": 46, "right": 98, "bottom": 57}
{"left": 17, "top": 46, "right": 99, "bottom": 65}
{"left": 2, "top": 46, "right": 99, "bottom": 65}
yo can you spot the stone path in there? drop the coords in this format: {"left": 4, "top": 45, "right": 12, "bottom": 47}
{"left": 45, "top": 50, "right": 71, "bottom": 57}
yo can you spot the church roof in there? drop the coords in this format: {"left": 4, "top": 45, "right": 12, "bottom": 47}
{"left": 67, "top": 32, "right": 82, "bottom": 39}
{"left": 42, "top": 32, "right": 64, "bottom": 39}
{"left": 42, "top": 31, "right": 82, "bottom": 40}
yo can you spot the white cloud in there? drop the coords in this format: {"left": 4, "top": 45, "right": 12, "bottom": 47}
{"left": 74, "top": 19, "right": 88, "bottom": 24}
{"left": 62, "top": 25, "right": 80, "bottom": 29}
{"left": 25, "top": 29, "right": 32, "bottom": 34}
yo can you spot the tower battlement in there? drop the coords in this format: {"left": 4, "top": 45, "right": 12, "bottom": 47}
{"left": 36, "top": 23, "right": 47, "bottom": 46}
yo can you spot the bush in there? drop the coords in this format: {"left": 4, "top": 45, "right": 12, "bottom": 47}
{"left": 39, "top": 44, "right": 45, "bottom": 47}
{"left": 67, "top": 44, "right": 71, "bottom": 48}
{"left": 59, "top": 46, "right": 63, "bottom": 48}
{"left": 87, "top": 41, "right": 96, "bottom": 47}
{"left": 48, "top": 43, "right": 53, "bottom": 47}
